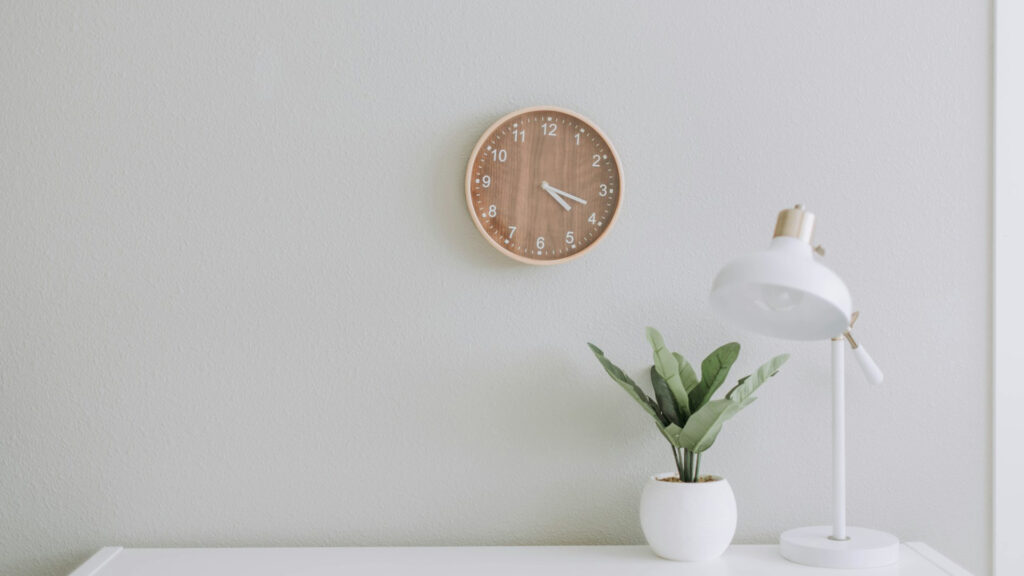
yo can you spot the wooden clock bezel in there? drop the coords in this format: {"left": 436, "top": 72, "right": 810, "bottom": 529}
{"left": 464, "top": 106, "right": 624, "bottom": 265}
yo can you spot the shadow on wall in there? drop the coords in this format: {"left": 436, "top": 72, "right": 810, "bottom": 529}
{"left": 428, "top": 110, "right": 532, "bottom": 272}
{"left": 434, "top": 345, "right": 652, "bottom": 545}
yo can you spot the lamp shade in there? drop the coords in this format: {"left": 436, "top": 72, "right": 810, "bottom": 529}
{"left": 711, "top": 236, "right": 852, "bottom": 341}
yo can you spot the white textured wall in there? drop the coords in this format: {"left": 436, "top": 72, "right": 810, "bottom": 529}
{"left": 0, "top": 2, "right": 990, "bottom": 575}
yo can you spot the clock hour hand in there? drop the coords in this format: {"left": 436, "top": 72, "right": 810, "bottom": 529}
{"left": 542, "top": 181, "right": 588, "bottom": 205}
{"left": 540, "top": 181, "right": 572, "bottom": 211}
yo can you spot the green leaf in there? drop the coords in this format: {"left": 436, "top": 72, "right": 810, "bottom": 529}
{"left": 726, "top": 354, "right": 790, "bottom": 403}
{"left": 663, "top": 423, "right": 686, "bottom": 449}
{"left": 588, "top": 343, "right": 668, "bottom": 427}
{"left": 645, "top": 328, "right": 691, "bottom": 413}
{"left": 655, "top": 422, "right": 677, "bottom": 446}
{"left": 650, "top": 366, "right": 685, "bottom": 425}
{"left": 690, "top": 342, "right": 741, "bottom": 411}
{"left": 672, "top": 352, "right": 700, "bottom": 394}
{"left": 668, "top": 399, "right": 745, "bottom": 453}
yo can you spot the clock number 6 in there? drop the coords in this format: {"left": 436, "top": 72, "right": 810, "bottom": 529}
{"left": 536, "top": 237, "right": 545, "bottom": 250}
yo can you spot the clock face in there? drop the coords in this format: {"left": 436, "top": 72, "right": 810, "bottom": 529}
{"left": 465, "top": 106, "right": 623, "bottom": 264}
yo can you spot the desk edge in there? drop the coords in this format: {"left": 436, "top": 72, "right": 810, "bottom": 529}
{"left": 905, "top": 542, "right": 973, "bottom": 576}
{"left": 68, "top": 547, "right": 123, "bottom": 576}
{"left": 68, "top": 543, "right": 972, "bottom": 575}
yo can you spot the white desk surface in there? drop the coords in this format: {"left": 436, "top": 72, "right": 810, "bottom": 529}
{"left": 70, "top": 544, "right": 972, "bottom": 576}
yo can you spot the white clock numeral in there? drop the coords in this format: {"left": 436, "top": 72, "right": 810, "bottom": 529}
{"left": 536, "top": 236, "right": 545, "bottom": 250}
{"left": 512, "top": 128, "right": 526, "bottom": 142}
{"left": 542, "top": 123, "right": 557, "bottom": 137}
{"left": 491, "top": 149, "right": 508, "bottom": 162}
{"left": 481, "top": 175, "right": 491, "bottom": 188}
{"left": 574, "top": 133, "right": 580, "bottom": 146}
{"left": 599, "top": 184, "right": 609, "bottom": 197}
{"left": 588, "top": 212, "right": 597, "bottom": 224}
{"left": 508, "top": 225, "right": 517, "bottom": 238}
{"left": 565, "top": 231, "right": 574, "bottom": 244}
{"left": 592, "top": 154, "right": 601, "bottom": 167}
{"left": 488, "top": 205, "right": 497, "bottom": 217}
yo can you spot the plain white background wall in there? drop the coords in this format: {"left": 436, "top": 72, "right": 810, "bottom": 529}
{"left": 0, "top": 2, "right": 991, "bottom": 575}
{"left": 994, "top": 0, "right": 1023, "bottom": 573}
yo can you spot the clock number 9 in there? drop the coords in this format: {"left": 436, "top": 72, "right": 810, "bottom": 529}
{"left": 481, "top": 175, "right": 491, "bottom": 188}
{"left": 491, "top": 149, "right": 507, "bottom": 162}
{"left": 536, "top": 237, "right": 545, "bottom": 250}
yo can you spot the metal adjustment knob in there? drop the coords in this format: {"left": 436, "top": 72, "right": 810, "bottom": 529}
{"left": 773, "top": 204, "right": 816, "bottom": 244}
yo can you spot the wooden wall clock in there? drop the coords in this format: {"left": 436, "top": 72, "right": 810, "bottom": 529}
{"left": 465, "top": 106, "right": 623, "bottom": 265}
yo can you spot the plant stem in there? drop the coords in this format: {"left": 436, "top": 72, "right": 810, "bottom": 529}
{"left": 679, "top": 450, "right": 703, "bottom": 482}
{"left": 673, "top": 447, "right": 684, "bottom": 481}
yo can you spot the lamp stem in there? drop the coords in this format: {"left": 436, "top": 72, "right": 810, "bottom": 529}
{"left": 831, "top": 337, "right": 848, "bottom": 541}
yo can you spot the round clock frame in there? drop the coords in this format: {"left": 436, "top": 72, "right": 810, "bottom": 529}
{"left": 464, "top": 106, "right": 623, "bottom": 265}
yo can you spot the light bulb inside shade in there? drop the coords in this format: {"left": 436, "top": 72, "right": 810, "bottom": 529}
{"left": 757, "top": 285, "right": 805, "bottom": 312}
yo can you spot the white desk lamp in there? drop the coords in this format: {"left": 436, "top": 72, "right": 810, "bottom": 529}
{"left": 710, "top": 205, "right": 899, "bottom": 569}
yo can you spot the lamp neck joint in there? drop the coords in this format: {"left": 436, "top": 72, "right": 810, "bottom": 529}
{"left": 773, "top": 204, "right": 816, "bottom": 244}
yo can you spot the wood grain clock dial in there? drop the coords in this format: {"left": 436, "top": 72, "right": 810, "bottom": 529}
{"left": 465, "top": 106, "right": 623, "bottom": 264}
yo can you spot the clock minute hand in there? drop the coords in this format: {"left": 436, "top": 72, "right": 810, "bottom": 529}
{"left": 540, "top": 181, "right": 572, "bottom": 211}
{"left": 543, "top": 182, "right": 588, "bottom": 205}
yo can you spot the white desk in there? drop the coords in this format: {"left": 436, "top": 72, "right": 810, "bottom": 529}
{"left": 70, "top": 544, "right": 972, "bottom": 576}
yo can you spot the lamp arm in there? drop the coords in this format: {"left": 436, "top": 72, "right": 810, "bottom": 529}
{"left": 851, "top": 345, "right": 883, "bottom": 385}
{"left": 843, "top": 331, "right": 884, "bottom": 385}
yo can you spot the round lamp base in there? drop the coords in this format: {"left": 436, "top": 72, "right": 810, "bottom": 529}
{"left": 780, "top": 526, "right": 899, "bottom": 569}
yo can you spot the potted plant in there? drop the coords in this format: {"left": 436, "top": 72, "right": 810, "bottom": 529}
{"left": 588, "top": 327, "right": 788, "bottom": 561}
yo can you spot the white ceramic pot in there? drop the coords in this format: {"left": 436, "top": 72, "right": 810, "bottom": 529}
{"left": 639, "top": 473, "right": 737, "bottom": 561}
